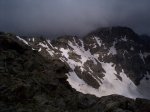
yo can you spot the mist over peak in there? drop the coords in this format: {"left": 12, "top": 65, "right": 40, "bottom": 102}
{"left": 0, "top": 0, "right": 150, "bottom": 38}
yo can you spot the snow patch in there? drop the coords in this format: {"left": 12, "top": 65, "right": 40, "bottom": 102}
{"left": 121, "top": 36, "right": 127, "bottom": 42}
{"left": 137, "top": 72, "right": 150, "bottom": 99}
{"left": 47, "top": 40, "right": 55, "bottom": 49}
{"left": 60, "top": 48, "right": 69, "bottom": 59}
{"left": 94, "top": 37, "right": 102, "bottom": 47}
{"left": 130, "top": 47, "right": 134, "bottom": 51}
{"left": 47, "top": 50, "right": 54, "bottom": 56}
{"left": 93, "top": 43, "right": 97, "bottom": 48}
{"left": 16, "top": 36, "right": 29, "bottom": 45}
{"left": 94, "top": 53, "right": 100, "bottom": 60}
{"left": 60, "top": 47, "right": 83, "bottom": 71}
{"left": 38, "top": 42, "right": 54, "bottom": 56}
{"left": 66, "top": 72, "right": 100, "bottom": 96}
{"left": 139, "top": 51, "right": 145, "bottom": 64}
{"left": 38, "top": 48, "right": 42, "bottom": 52}
{"left": 66, "top": 62, "right": 148, "bottom": 99}
{"left": 32, "top": 48, "right": 35, "bottom": 50}
{"left": 68, "top": 39, "right": 97, "bottom": 65}
{"left": 108, "top": 41, "right": 117, "bottom": 55}
{"left": 39, "top": 42, "right": 47, "bottom": 48}
{"left": 100, "top": 62, "right": 142, "bottom": 99}
{"left": 32, "top": 38, "right": 35, "bottom": 42}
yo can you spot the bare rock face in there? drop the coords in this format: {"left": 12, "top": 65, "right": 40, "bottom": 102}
{"left": 0, "top": 27, "right": 150, "bottom": 112}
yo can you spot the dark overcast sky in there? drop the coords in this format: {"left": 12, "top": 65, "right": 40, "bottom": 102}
{"left": 0, "top": 0, "right": 150, "bottom": 37}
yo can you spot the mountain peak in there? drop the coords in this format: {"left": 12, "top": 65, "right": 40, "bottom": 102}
{"left": 86, "top": 26, "right": 138, "bottom": 41}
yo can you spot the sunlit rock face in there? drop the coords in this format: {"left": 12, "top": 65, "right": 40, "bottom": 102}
{"left": 16, "top": 27, "right": 150, "bottom": 99}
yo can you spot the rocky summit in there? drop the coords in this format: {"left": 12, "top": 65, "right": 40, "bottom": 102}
{"left": 0, "top": 27, "right": 150, "bottom": 112}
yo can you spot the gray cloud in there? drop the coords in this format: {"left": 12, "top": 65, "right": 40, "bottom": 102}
{"left": 0, "top": 0, "right": 150, "bottom": 38}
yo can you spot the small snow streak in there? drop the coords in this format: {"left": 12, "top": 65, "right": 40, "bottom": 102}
{"left": 16, "top": 36, "right": 29, "bottom": 45}
{"left": 121, "top": 36, "right": 127, "bottom": 42}
{"left": 32, "top": 38, "right": 35, "bottom": 42}
{"left": 94, "top": 37, "right": 102, "bottom": 47}
{"left": 38, "top": 48, "right": 42, "bottom": 52}
{"left": 139, "top": 51, "right": 145, "bottom": 64}
{"left": 38, "top": 42, "right": 54, "bottom": 56}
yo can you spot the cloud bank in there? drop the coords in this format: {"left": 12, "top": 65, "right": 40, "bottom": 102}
{"left": 0, "top": 0, "right": 150, "bottom": 37}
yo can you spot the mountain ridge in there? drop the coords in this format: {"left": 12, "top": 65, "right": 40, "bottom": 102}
{"left": 0, "top": 28, "right": 150, "bottom": 111}
{"left": 8, "top": 26, "right": 150, "bottom": 100}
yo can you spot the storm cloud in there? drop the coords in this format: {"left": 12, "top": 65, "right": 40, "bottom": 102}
{"left": 0, "top": 0, "right": 150, "bottom": 37}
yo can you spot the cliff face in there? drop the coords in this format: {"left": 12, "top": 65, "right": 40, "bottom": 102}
{"left": 0, "top": 28, "right": 150, "bottom": 112}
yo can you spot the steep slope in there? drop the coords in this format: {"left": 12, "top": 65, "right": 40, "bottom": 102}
{"left": 17, "top": 27, "right": 150, "bottom": 100}
{"left": 0, "top": 33, "right": 98, "bottom": 112}
{"left": 0, "top": 32, "right": 150, "bottom": 112}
